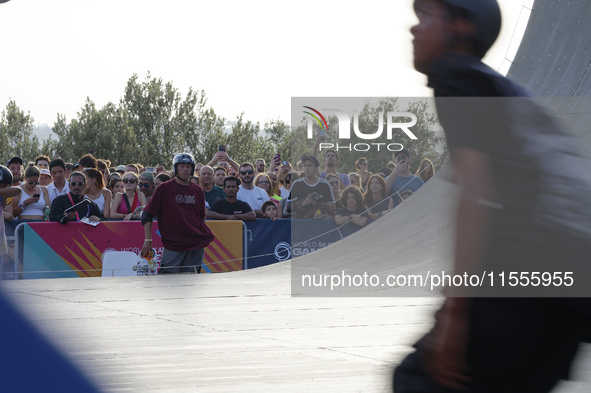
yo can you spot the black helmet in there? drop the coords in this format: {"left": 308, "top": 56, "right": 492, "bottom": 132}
{"left": 0, "top": 165, "right": 13, "bottom": 186}
{"left": 172, "top": 153, "right": 196, "bottom": 177}
{"left": 416, "top": 0, "right": 501, "bottom": 58}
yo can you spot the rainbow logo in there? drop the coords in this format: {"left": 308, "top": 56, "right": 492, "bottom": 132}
{"left": 302, "top": 106, "right": 329, "bottom": 131}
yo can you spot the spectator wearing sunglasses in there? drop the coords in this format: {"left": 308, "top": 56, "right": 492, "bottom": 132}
{"left": 325, "top": 173, "right": 343, "bottom": 210}
{"left": 138, "top": 171, "right": 155, "bottom": 202}
{"left": 110, "top": 172, "right": 146, "bottom": 220}
{"left": 13, "top": 166, "right": 50, "bottom": 220}
{"left": 279, "top": 171, "right": 294, "bottom": 199}
{"left": 49, "top": 171, "right": 104, "bottom": 224}
{"left": 236, "top": 162, "right": 269, "bottom": 218}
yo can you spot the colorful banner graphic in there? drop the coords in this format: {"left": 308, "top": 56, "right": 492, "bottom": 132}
{"left": 22, "top": 221, "right": 243, "bottom": 279}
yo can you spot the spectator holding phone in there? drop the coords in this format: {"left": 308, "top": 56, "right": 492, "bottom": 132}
{"left": 13, "top": 166, "right": 50, "bottom": 220}
{"left": 384, "top": 149, "right": 424, "bottom": 208}
{"left": 208, "top": 146, "right": 239, "bottom": 174}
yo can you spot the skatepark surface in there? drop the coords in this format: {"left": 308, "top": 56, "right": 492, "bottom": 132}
{"left": 3, "top": 0, "right": 591, "bottom": 391}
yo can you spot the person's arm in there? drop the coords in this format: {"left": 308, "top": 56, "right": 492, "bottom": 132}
{"left": 276, "top": 202, "right": 283, "bottom": 218}
{"left": 333, "top": 212, "right": 350, "bottom": 226}
{"left": 140, "top": 220, "right": 153, "bottom": 258}
{"left": 350, "top": 213, "right": 368, "bottom": 227}
{"left": 207, "top": 151, "right": 222, "bottom": 167}
{"left": 312, "top": 135, "right": 325, "bottom": 157}
{"left": 226, "top": 156, "right": 239, "bottom": 173}
{"left": 3, "top": 202, "right": 14, "bottom": 222}
{"left": 11, "top": 190, "right": 24, "bottom": 217}
{"left": 386, "top": 197, "right": 394, "bottom": 213}
{"left": 234, "top": 211, "right": 256, "bottom": 221}
{"left": 364, "top": 203, "right": 381, "bottom": 220}
{"left": 87, "top": 200, "right": 105, "bottom": 222}
{"left": 41, "top": 186, "right": 50, "bottom": 210}
{"left": 103, "top": 189, "right": 112, "bottom": 219}
{"left": 138, "top": 192, "right": 147, "bottom": 207}
{"left": 49, "top": 197, "right": 71, "bottom": 223}
{"left": 206, "top": 209, "right": 236, "bottom": 220}
{"left": 384, "top": 162, "right": 406, "bottom": 195}
{"left": 1, "top": 186, "right": 20, "bottom": 222}
{"left": 0, "top": 186, "right": 21, "bottom": 198}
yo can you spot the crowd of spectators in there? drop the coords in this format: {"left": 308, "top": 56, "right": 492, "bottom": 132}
{"left": 2, "top": 147, "right": 434, "bottom": 225}
{"left": 1, "top": 146, "right": 435, "bottom": 275}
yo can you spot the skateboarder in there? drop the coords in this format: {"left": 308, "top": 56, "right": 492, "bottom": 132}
{"left": 140, "top": 153, "right": 214, "bottom": 274}
{"left": 394, "top": 1, "right": 591, "bottom": 392}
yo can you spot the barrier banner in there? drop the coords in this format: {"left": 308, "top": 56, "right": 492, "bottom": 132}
{"left": 243, "top": 219, "right": 355, "bottom": 268}
{"left": 243, "top": 219, "right": 291, "bottom": 269}
{"left": 21, "top": 221, "right": 243, "bottom": 279}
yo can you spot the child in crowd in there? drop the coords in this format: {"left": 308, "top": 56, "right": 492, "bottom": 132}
{"left": 261, "top": 201, "right": 278, "bottom": 221}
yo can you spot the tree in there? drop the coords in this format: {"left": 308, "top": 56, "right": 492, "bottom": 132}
{"left": 120, "top": 72, "right": 222, "bottom": 166}
{"left": 0, "top": 100, "right": 39, "bottom": 164}
{"left": 264, "top": 119, "right": 292, "bottom": 163}
{"left": 224, "top": 114, "right": 266, "bottom": 165}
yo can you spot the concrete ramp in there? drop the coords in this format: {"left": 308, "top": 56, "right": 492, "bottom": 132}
{"left": 3, "top": 0, "right": 591, "bottom": 392}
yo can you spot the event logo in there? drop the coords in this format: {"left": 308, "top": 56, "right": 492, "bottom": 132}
{"left": 303, "top": 106, "right": 418, "bottom": 152}
{"left": 302, "top": 106, "right": 329, "bottom": 132}
{"left": 274, "top": 241, "right": 291, "bottom": 262}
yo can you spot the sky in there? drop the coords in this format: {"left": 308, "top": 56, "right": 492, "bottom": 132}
{"left": 0, "top": 0, "right": 532, "bottom": 129}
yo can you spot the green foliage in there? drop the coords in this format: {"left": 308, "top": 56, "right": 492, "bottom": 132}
{"left": 0, "top": 78, "right": 446, "bottom": 177}
{"left": 0, "top": 100, "right": 39, "bottom": 165}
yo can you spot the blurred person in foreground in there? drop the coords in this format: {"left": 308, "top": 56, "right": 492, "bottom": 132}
{"left": 393, "top": 1, "right": 591, "bottom": 393}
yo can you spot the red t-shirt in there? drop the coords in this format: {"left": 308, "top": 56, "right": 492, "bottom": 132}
{"left": 143, "top": 179, "right": 215, "bottom": 251}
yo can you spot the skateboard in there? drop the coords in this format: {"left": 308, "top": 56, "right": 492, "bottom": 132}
{"left": 132, "top": 248, "right": 159, "bottom": 275}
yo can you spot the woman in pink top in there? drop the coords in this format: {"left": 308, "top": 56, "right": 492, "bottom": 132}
{"left": 110, "top": 172, "right": 146, "bottom": 220}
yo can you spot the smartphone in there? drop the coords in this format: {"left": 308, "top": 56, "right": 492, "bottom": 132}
{"left": 33, "top": 193, "right": 40, "bottom": 198}
{"left": 273, "top": 153, "right": 281, "bottom": 164}
{"left": 146, "top": 167, "right": 156, "bottom": 173}
{"left": 282, "top": 161, "right": 289, "bottom": 167}
{"left": 219, "top": 145, "right": 227, "bottom": 152}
